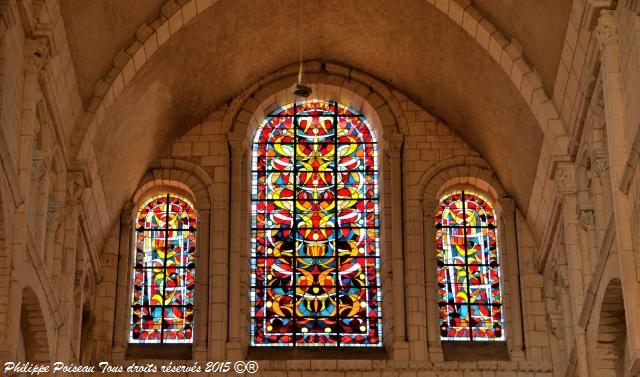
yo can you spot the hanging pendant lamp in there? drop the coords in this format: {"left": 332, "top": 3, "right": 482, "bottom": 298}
{"left": 292, "top": 0, "right": 312, "bottom": 98}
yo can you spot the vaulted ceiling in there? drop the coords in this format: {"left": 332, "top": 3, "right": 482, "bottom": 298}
{"left": 59, "top": 0, "right": 572, "bottom": 215}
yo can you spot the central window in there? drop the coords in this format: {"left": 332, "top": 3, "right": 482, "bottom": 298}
{"left": 250, "top": 100, "right": 382, "bottom": 347}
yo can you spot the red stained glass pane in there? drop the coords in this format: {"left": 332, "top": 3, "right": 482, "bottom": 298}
{"left": 251, "top": 101, "right": 381, "bottom": 347}
{"left": 130, "top": 193, "right": 197, "bottom": 344}
{"left": 436, "top": 191, "right": 504, "bottom": 341}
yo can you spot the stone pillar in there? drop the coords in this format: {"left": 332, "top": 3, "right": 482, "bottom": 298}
{"left": 496, "top": 197, "right": 525, "bottom": 360}
{"left": 422, "top": 200, "right": 443, "bottom": 362}
{"left": 596, "top": 11, "right": 640, "bottom": 374}
{"left": 111, "top": 201, "right": 134, "bottom": 359}
{"left": 556, "top": 270, "right": 575, "bottom": 366}
{"left": 44, "top": 200, "right": 64, "bottom": 275}
{"left": 54, "top": 171, "right": 84, "bottom": 362}
{"left": 22, "top": 38, "right": 51, "bottom": 223}
{"left": 226, "top": 132, "right": 247, "bottom": 359}
{"left": 554, "top": 162, "right": 590, "bottom": 377}
{"left": 591, "top": 151, "right": 611, "bottom": 240}
{"left": 385, "top": 133, "right": 409, "bottom": 360}
{"left": 27, "top": 152, "right": 46, "bottom": 238}
{"left": 577, "top": 207, "right": 597, "bottom": 278}
{"left": 193, "top": 207, "right": 210, "bottom": 360}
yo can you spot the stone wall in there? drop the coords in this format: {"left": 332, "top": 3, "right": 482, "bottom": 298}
{"left": 0, "top": 0, "right": 639, "bottom": 376}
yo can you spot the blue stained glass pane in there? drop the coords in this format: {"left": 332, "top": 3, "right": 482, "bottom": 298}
{"left": 251, "top": 101, "right": 381, "bottom": 347}
{"left": 436, "top": 191, "right": 504, "bottom": 341}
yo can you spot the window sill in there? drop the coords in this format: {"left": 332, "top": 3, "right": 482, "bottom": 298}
{"left": 126, "top": 344, "right": 192, "bottom": 360}
{"left": 248, "top": 346, "right": 389, "bottom": 360}
{"left": 441, "top": 341, "right": 509, "bottom": 361}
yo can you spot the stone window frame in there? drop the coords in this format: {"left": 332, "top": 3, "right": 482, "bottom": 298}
{"left": 224, "top": 75, "right": 410, "bottom": 360}
{"left": 417, "top": 157, "right": 525, "bottom": 361}
{"left": 246, "top": 100, "right": 385, "bottom": 349}
{"left": 112, "top": 160, "right": 215, "bottom": 361}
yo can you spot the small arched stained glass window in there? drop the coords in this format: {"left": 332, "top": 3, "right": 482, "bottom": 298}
{"left": 130, "top": 193, "right": 197, "bottom": 343}
{"left": 250, "top": 100, "right": 382, "bottom": 347}
{"left": 435, "top": 191, "right": 504, "bottom": 341}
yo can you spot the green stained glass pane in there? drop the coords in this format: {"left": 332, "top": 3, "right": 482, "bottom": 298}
{"left": 251, "top": 101, "right": 381, "bottom": 347}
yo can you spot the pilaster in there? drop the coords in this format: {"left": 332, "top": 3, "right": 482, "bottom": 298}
{"left": 553, "top": 162, "right": 590, "bottom": 377}
{"left": 385, "top": 133, "right": 409, "bottom": 360}
{"left": 225, "top": 132, "right": 248, "bottom": 359}
{"left": 595, "top": 11, "right": 640, "bottom": 375}
{"left": 496, "top": 197, "right": 525, "bottom": 360}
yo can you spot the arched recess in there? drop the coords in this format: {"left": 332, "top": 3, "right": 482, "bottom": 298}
{"left": 591, "top": 278, "right": 627, "bottom": 377}
{"left": 415, "top": 156, "right": 525, "bottom": 361}
{"left": 18, "top": 287, "right": 51, "bottom": 362}
{"left": 221, "top": 74, "right": 414, "bottom": 359}
{"left": 112, "top": 158, "right": 218, "bottom": 360}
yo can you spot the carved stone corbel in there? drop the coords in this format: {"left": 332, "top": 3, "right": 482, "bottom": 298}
{"left": 227, "top": 132, "right": 248, "bottom": 159}
{"left": 591, "top": 151, "right": 609, "bottom": 177}
{"left": 556, "top": 269, "right": 570, "bottom": 290}
{"left": 31, "top": 150, "right": 47, "bottom": 181}
{"left": 578, "top": 208, "right": 596, "bottom": 230}
{"left": 66, "top": 171, "right": 86, "bottom": 205}
{"left": 47, "top": 199, "right": 64, "bottom": 229}
{"left": 24, "top": 36, "right": 51, "bottom": 73}
{"left": 385, "top": 133, "right": 403, "bottom": 159}
{"left": 554, "top": 163, "right": 577, "bottom": 195}
{"left": 547, "top": 312, "right": 564, "bottom": 338}
{"left": 595, "top": 10, "right": 618, "bottom": 49}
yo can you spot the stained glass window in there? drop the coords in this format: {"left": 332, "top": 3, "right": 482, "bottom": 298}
{"left": 250, "top": 100, "right": 382, "bottom": 347}
{"left": 435, "top": 191, "right": 504, "bottom": 341}
{"left": 130, "top": 193, "right": 197, "bottom": 343}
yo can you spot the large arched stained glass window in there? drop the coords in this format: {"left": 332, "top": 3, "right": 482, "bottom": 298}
{"left": 435, "top": 191, "right": 504, "bottom": 341}
{"left": 130, "top": 193, "right": 197, "bottom": 343}
{"left": 250, "top": 100, "right": 382, "bottom": 347}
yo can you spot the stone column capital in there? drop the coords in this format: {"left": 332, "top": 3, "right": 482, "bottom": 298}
{"left": 596, "top": 10, "right": 618, "bottom": 48}
{"left": 497, "top": 196, "right": 516, "bottom": 214}
{"left": 554, "top": 162, "right": 576, "bottom": 195}
{"left": 66, "top": 171, "right": 86, "bottom": 204}
{"left": 25, "top": 37, "right": 52, "bottom": 73}
{"left": 31, "top": 155, "right": 47, "bottom": 181}
{"left": 591, "top": 151, "right": 610, "bottom": 177}
{"left": 47, "top": 200, "right": 64, "bottom": 229}
{"left": 227, "top": 132, "right": 248, "bottom": 158}
{"left": 578, "top": 208, "right": 596, "bottom": 230}
{"left": 385, "top": 133, "right": 404, "bottom": 159}
{"left": 121, "top": 201, "right": 136, "bottom": 226}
